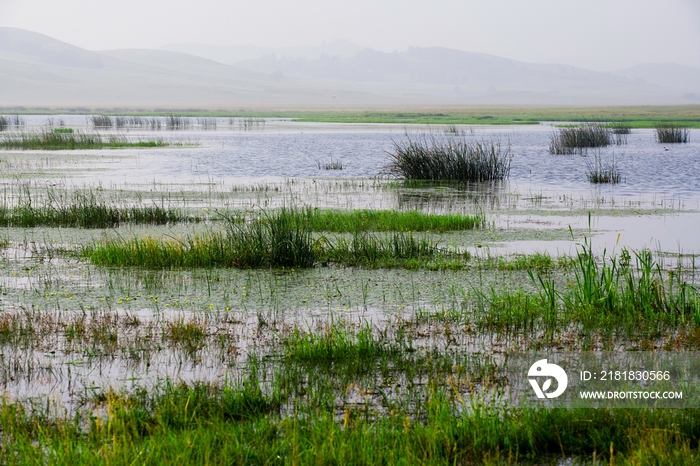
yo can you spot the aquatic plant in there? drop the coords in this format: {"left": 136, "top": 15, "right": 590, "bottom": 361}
{"left": 548, "top": 123, "right": 611, "bottom": 154}
{"left": 0, "top": 130, "right": 173, "bottom": 150}
{"left": 387, "top": 134, "right": 512, "bottom": 181}
{"left": 655, "top": 124, "right": 690, "bottom": 143}
{"left": 585, "top": 152, "right": 621, "bottom": 184}
{"left": 317, "top": 158, "right": 344, "bottom": 170}
{"left": 90, "top": 115, "right": 113, "bottom": 128}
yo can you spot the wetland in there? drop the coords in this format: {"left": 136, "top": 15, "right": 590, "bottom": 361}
{"left": 0, "top": 115, "right": 699, "bottom": 464}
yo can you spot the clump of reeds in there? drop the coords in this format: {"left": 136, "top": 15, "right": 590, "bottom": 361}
{"left": 607, "top": 122, "right": 631, "bottom": 135}
{"left": 0, "top": 130, "right": 171, "bottom": 150}
{"left": 585, "top": 152, "right": 621, "bottom": 184}
{"left": 387, "top": 134, "right": 512, "bottom": 181}
{"left": 548, "top": 124, "right": 611, "bottom": 154}
{"left": 238, "top": 117, "right": 265, "bottom": 130}
{"left": 317, "top": 158, "right": 344, "bottom": 170}
{"left": 166, "top": 114, "right": 190, "bottom": 130}
{"left": 197, "top": 118, "right": 217, "bottom": 130}
{"left": 655, "top": 124, "right": 690, "bottom": 143}
{"left": 607, "top": 122, "right": 630, "bottom": 145}
{"left": 90, "top": 115, "right": 113, "bottom": 128}
{"left": 444, "top": 124, "right": 464, "bottom": 136}
{"left": 0, "top": 115, "right": 24, "bottom": 131}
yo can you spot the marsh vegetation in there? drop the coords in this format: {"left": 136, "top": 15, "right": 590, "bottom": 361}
{"left": 388, "top": 134, "right": 512, "bottom": 181}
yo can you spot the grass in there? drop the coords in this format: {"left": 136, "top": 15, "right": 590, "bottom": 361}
{"left": 0, "top": 193, "right": 194, "bottom": 228}
{"left": 548, "top": 123, "right": 611, "bottom": 154}
{"left": 303, "top": 208, "right": 485, "bottom": 233}
{"left": 0, "top": 130, "right": 174, "bottom": 150}
{"left": 84, "top": 208, "right": 481, "bottom": 269}
{"left": 86, "top": 208, "right": 316, "bottom": 269}
{"left": 2, "top": 375, "right": 700, "bottom": 464}
{"left": 655, "top": 123, "right": 690, "bottom": 143}
{"left": 317, "top": 158, "right": 344, "bottom": 170}
{"left": 388, "top": 134, "right": 512, "bottom": 181}
{"left": 283, "top": 322, "right": 402, "bottom": 364}
{"left": 53, "top": 127, "right": 74, "bottom": 134}
{"left": 5, "top": 105, "right": 700, "bottom": 127}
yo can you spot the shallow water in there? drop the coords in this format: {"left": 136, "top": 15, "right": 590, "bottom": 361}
{"left": 1, "top": 118, "right": 699, "bottom": 405}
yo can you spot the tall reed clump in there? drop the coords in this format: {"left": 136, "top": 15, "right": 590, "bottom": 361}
{"left": 387, "top": 135, "right": 512, "bottom": 181}
{"left": 655, "top": 124, "right": 690, "bottom": 143}
{"left": 166, "top": 114, "right": 191, "bottom": 130}
{"left": 90, "top": 115, "right": 113, "bottom": 128}
{"left": 548, "top": 124, "right": 611, "bottom": 154}
{"left": 585, "top": 152, "right": 621, "bottom": 184}
{"left": 87, "top": 208, "right": 317, "bottom": 269}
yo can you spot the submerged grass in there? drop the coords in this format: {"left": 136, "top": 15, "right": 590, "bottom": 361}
{"left": 0, "top": 130, "right": 174, "bottom": 150}
{"left": 388, "top": 134, "right": 512, "bottom": 181}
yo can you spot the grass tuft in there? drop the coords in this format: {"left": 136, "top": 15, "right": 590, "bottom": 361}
{"left": 387, "top": 134, "right": 512, "bottom": 181}
{"left": 655, "top": 123, "right": 690, "bottom": 143}
{"left": 548, "top": 124, "right": 611, "bottom": 154}
{"left": 585, "top": 152, "right": 621, "bottom": 184}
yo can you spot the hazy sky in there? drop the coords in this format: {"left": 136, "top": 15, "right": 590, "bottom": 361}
{"left": 2, "top": 0, "right": 699, "bottom": 70}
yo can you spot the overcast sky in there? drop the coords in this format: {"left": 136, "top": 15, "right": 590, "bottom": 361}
{"left": 1, "top": 0, "right": 699, "bottom": 71}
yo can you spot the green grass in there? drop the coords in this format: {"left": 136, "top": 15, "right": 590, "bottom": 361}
{"left": 304, "top": 208, "right": 485, "bottom": 233}
{"left": 0, "top": 203, "right": 191, "bottom": 228}
{"left": 283, "top": 323, "right": 403, "bottom": 364}
{"left": 0, "top": 130, "right": 176, "bottom": 150}
{"left": 5, "top": 105, "right": 700, "bottom": 127}
{"left": 53, "top": 127, "right": 74, "bottom": 134}
{"left": 85, "top": 208, "right": 481, "bottom": 270}
{"left": 2, "top": 377, "right": 700, "bottom": 464}
{"left": 86, "top": 208, "right": 316, "bottom": 269}
{"left": 388, "top": 135, "right": 512, "bottom": 181}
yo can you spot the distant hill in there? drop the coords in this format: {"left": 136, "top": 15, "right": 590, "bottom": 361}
{"left": 0, "top": 27, "right": 696, "bottom": 108}
{"left": 160, "top": 40, "right": 364, "bottom": 66}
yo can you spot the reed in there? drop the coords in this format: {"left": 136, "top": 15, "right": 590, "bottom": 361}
{"left": 585, "top": 152, "right": 621, "bottom": 184}
{"left": 655, "top": 124, "right": 690, "bottom": 143}
{"left": 548, "top": 124, "right": 611, "bottom": 154}
{"left": 388, "top": 134, "right": 512, "bottom": 181}
{"left": 90, "top": 115, "right": 113, "bottom": 128}
{"left": 317, "top": 158, "right": 344, "bottom": 170}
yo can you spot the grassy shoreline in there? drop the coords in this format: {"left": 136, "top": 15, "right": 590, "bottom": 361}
{"left": 1, "top": 105, "right": 699, "bottom": 127}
